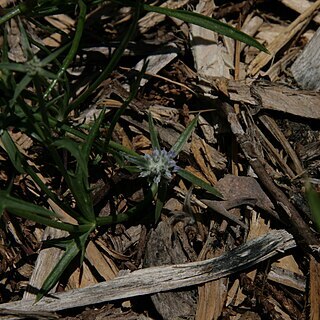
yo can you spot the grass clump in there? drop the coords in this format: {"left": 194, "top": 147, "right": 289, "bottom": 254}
{"left": 0, "top": 0, "right": 267, "bottom": 301}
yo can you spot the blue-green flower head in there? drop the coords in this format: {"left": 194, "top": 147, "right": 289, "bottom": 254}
{"left": 130, "top": 148, "right": 180, "bottom": 184}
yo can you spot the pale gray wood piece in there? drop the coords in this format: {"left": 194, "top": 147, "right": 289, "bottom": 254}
{"left": 292, "top": 26, "right": 320, "bottom": 91}
{"left": 23, "top": 228, "right": 68, "bottom": 300}
{"left": 129, "top": 44, "right": 178, "bottom": 87}
{"left": 268, "top": 266, "right": 306, "bottom": 292}
{"left": 0, "top": 230, "right": 295, "bottom": 314}
{"left": 144, "top": 221, "right": 197, "bottom": 320}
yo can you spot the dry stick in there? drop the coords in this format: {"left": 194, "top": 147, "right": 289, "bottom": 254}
{"left": 219, "top": 101, "right": 320, "bottom": 252}
{"left": 0, "top": 230, "right": 295, "bottom": 313}
{"left": 258, "top": 115, "right": 304, "bottom": 176}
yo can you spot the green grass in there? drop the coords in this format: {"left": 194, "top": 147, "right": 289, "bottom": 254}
{"left": 0, "top": 0, "right": 267, "bottom": 301}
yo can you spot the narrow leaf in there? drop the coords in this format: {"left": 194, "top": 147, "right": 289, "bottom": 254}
{"left": 0, "top": 190, "right": 90, "bottom": 233}
{"left": 143, "top": 4, "right": 268, "bottom": 53}
{"left": 306, "top": 182, "right": 320, "bottom": 232}
{"left": 82, "top": 108, "right": 105, "bottom": 164}
{"left": 36, "top": 231, "right": 91, "bottom": 302}
{"left": 52, "top": 138, "right": 86, "bottom": 175}
{"left": 154, "top": 179, "right": 167, "bottom": 222}
{"left": 148, "top": 112, "right": 160, "bottom": 150}
{"left": 0, "top": 62, "right": 29, "bottom": 73}
{"left": 177, "top": 169, "right": 223, "bottom": 199}
{"left": 170, "top": 116, "right": 198, "bottom": 156}
{"left": 10, "top": 74, "right": 32, "bottom": 108}
{"left": 113, "top": 0, "right": 268, "bottom": 53}
{"left": 0, "top": 130, "right": 25, "bottom": 173}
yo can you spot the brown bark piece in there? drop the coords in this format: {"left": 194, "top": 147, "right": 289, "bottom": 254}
{"left": 191, "top": 136, "right": 218, "bottom": 185}
{"left": 196, "top": 222, "right": 228, "bottom": 320}
{"left": 85, "top": 241, "right": 118, "bottom": 281}
{"left": 143, "top": 221, "right": 197, "bottom": 320}
{"left": 221, "top": 102, "right": 320, "bottom": 251}
{"left": 227, "top": 80, "right": 320, "bottom": 120}
{"left": 310, "top": 256, "right": 320, "bottom": 320}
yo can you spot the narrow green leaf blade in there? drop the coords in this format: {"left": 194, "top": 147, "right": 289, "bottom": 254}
{"left": 306, "top": 182, "right": 320, "bottom": 232}
{"left": 0, "top": 130, "right": 26, "bottom": 173}
{"left": 0, "top": 62, "right": 29, "bottom": 73}
{"left": 114, "top": 0, "right": 268, "bottom": 53}
{"left": 142, "top": 4, "right": 268, "bottom": 53}
{"left": 0, "top": 190, "right": 90, "bottom": 232}
{"left": 154, "top": 179, "right": 167, "bottom": 222}
{"left": 148, "top": 112, "right": 160, "bottom": 150}
{"left": 36, "top": 232, "right": 90, "bottom": 302}
{"left": 81, "top": 108, "right": 105, "bottom": 163}
{"left": 177, "top": 169, "right": 223, "bottom": 199}
{"left": 10, "top": 74, "right": 33, "bottom": 108}
{"left": 170, "top": 115, "right": 198, "bottom": 156}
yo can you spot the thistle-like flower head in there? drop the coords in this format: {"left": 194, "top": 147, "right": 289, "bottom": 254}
{"left": 126, "top": 148, "right": 180, "bottom": 184}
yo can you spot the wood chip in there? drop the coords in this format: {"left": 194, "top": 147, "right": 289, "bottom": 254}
{"left": 248, "top": 0, "right": 320, "bottom": 76}
{"left": 226, "top": 80, "right": 320, "bottom": 120}
{"left": 292, "top": 26, "right": 320, "bottom": 91}
{"left": 190, "top": 0, "right": 234, "bottom": 79}
{"left": 280, "top": 0, "right": 320, "bottom": 24}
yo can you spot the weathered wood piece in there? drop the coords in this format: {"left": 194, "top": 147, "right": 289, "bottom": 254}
{"left": 291, "top": 27, "right": 320, "bottom": 91}
{"left": 0, "top": 230, "right": 295, "bottom": 314}
{"left": 22, "top": 228, "right": 68, "bottom": 301}
{"left": 190, "top": 0, "right": 233, "bottom": 79}
{"left": 220, "top": 80, "right": 320, "bottom": 120}
{"left": 280, "top": 0, "right": 320, "bottom": 24}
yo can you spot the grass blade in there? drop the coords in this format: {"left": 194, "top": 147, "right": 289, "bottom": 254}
{"left": 306, "top": 182, "right": 320, "bottom": 232}
{"left": 0, "top": 62, "right": 29, "bottom": 73}
{"left": 143, "top": 4, "right": 268, "bottom": 53}
{"left": 154, "top": 179, "right": 167, "bottom": 222}
{"left": 113, "top": 0, "right": 268, "bottom": 53}
{"left": 0, "top": 190, "right": 90, "bottom": 233}
{"left": 44, "top": 0, "right": 86, "bottom": 99}
{"left": 170, "top": 115, "right": 198, "bottom": 156}
{"left": 67, "top": 0, "right": 142, "bottom": 113}
{"left": 10, "top": 74, "right": 32, "bottom": 108}
{"left": 0, "top": 130, "right": 26, "bottom": 173}
{"left": 52, "top": 138, "right": 95, "bottom": 222}
{"left": 36, "top": 231, "right": 92, "bottom": 302}
{"left": 177, "top": 169, "right": 223, "bottom": 199}
{"left": 148, "top": 112, "right": 160, "bottom": 151}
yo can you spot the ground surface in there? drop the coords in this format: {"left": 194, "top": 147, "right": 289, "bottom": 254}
{"left": 1, "top": 0, "right": 320, "bottom": 319}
